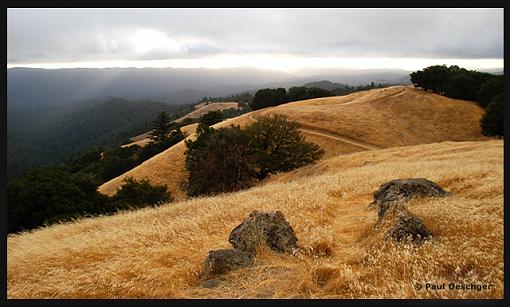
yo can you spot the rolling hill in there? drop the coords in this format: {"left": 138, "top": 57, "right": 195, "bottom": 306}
{"left": 7, "top": 139, "right": 503, "bottom": 298}
{"left": 98, "top": 86, "right": 488, "bottom": 201}
{"left": 173, "top": 102, "right": 239, "bottom": 123}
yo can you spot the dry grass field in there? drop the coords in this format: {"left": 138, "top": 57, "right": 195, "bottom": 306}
{"left": 174, "top": 102, "right": 239, "bottom": 123}
{"left": 7, "top": 139, "right": 503, "bottom": 298}
{"left": 100, "top": 86, "right": 488, "bottom": 200}
{"left": 255, "top": 86, "right": 486, "bottom": 148}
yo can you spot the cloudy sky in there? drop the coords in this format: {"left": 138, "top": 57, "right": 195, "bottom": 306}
{"left": 7, "top": 8, "right": 504, "bottom": 72}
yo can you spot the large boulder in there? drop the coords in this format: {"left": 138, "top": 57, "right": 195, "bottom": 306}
{"left": 228, "top": 210, "right": 298, "bottom": 254}
{"left": 372, "top": 178, "right": 451, "bottom": 221}
{"left": 204, "top": 249, "right": 255, "bottom": 276}
{"left": 385, "top": 209, "right": 432, "bottom": 246}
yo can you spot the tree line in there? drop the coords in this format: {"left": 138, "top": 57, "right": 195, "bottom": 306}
{"left": 249, "top": 86, "right": 334, "bottom": 110}
{"left": 248, "top": 83, "right": 394, "bottom": 111}
{"left": 410, "top": 65, "right": 503, "bottom": 136}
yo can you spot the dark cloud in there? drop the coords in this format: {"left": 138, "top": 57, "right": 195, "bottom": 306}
{"left": 7, "top": 8, "right": 503, "bottom": 64}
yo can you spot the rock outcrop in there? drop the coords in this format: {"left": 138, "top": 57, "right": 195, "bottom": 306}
{"left": 229, "top": 210, "right": 298, "bottom": 254}
{"left": 371, "top": 178, "right": 451, "bottom": 246}
{"left": 204, "top": 210, "right": 298, "bottom": 278}
{"left": 204, "top": 249, "right": 255, "bottom": 276}
{"left": 384, "top": 209, "right": 432, "bottom": 246}
{"left": 372, "top": 178, "right": 451, "bottom": 222}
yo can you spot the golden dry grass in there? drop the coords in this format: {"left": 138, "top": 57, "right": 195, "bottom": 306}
{"left": 8, "top": 139, "right": 503, "bottom": 298}
{"left": 100, "top": 86, "right": 487, "bottom": 199}
{"left": 174, "top": 102, "right": 239, "bottom": 123}
{"left": 121, "top": 137, "right": 150, "bottom": 148}
{"left": 255, "top": 86, "right": 487, "bottom": 148}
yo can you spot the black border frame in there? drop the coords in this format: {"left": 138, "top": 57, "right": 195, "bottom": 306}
{"left": 2, "top": 2, "right": 508, "bottom": 305}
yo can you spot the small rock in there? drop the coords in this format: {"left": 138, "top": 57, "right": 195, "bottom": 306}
{"left": 204, "top": 249, "right": 254, "bottom": 276}
{"left": 372, "top": 178, "right": 451, "bottom": 221}
{"left": 385, "top": 209, "right": 432, "bottom": 246}
{"left": 202, "top": 278, "right": 222, "bottom": 288}
{"left": 229, "top": 210, "right": 298, "bottom": 254}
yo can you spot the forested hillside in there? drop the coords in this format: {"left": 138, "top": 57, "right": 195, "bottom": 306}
{"left": 7, "top": 98, "right": 194, "bottom": 179}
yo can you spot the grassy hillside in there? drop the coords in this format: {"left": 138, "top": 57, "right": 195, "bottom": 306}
{"left": 98, "top": 86, "right": 488, "bottom": 200}
{"left": 8, "top": 139, "right": 503, "bottom": 298}
{"left": 255, "top": 85, "right": 486, "bottom": 148}
{"left": 174, "top": 102, "right": 239, "bottom": 123}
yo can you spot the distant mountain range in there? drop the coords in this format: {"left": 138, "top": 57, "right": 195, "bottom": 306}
{"left": 7, "top": 67, "right": 291, "bottom": 107}
{"left": 7, "top": 67, "right": 414, "bottom": 108}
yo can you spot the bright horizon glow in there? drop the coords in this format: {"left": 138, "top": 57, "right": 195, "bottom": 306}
{"left": 7, "top": 56, "right": 504, "bottom": 73}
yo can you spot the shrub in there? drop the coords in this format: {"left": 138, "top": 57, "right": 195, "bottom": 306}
{"left": 222, "top": 107, "right": 244, "bottom": 119}
{"left": 199, "top": 110, "right": 224, "bottom": 126}
{"left": 111, "top": 177, "right": 172, "bottom": 208}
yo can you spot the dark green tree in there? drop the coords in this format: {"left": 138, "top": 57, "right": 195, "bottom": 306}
{"left": 410, "top": 65, "right": 495, "bottom": 101}
{"left": 7, "top": 165, "right": 109, "bottom": 233}
{"left": 149, "top": 111, "right": 173, "bottom": 144}
{"left": 247, "top": 115, "right": 325, "bottom": 179}
{"left": 111, "top": 177, "right": 172, "bottom": 208}
{"left": 305, "top": 87, "right": 334, "bottom": 99}
{"left": 477, "top": 75, "right": 504, "bottom": 108}
{"left": 68, "top": 146, "right": 103, "bottom": 175}
{"left": 199, "top": 110, "right": 224, "bottom": 126}
{"left": 287, "top": 86, "right": 333, "bottom": 101}
{"left": 480, "top": 94, "right": 504, "bottom": 137}
{"left": 184, "top": 117, "right": 325, "bottom": 196}
{"left": 250, "top": 88, "right": 289, "bottom": 110}
{"left": 445, "top": 73, "right": 480, "bottom": 100}
{"left": 99, "top": 145, "right": 142, "bottom": 182}
{"left": 287, "top": 86, "right": 309, "bottom": 101}
{"left": 184, "top": 124, "right": 257, "bottom": 196}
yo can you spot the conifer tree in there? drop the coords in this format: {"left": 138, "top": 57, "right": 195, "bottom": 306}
{"left": 149, "top": 111, "right": 172, "bottom": 144}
